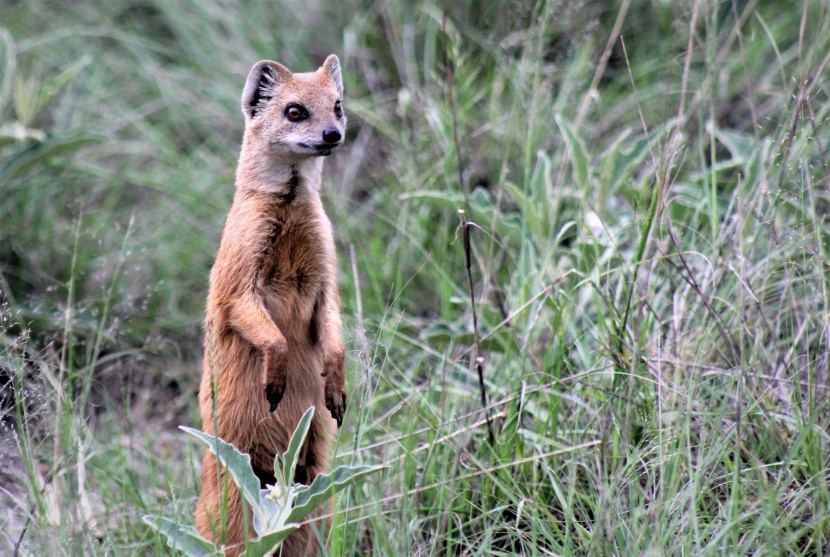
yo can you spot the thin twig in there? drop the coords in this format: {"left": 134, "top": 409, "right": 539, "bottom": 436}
{"left": 575, "top": 0, "right": 631, "bottom": 129}
{"left": 459, "top": 209, "right": 494, "bottom": 445}
{"left": 442, "top": 7, "right": 492, "bottom": 444}
{"left": 13, "top": 513, "right": 31, "bottom": 557}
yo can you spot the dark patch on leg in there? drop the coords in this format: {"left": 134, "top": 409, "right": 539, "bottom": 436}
{"left": 253, "top": 464, "right": 277, "bottom": 490}
{"left": 309, "top": 296, "right": 321, "bottom": 345}
{"left": 251, "top": 443, "right": 278, "bottom": 488}
{"left": 294, "top": 464, "right": 309, "bottom": 485}
{"left": 304, "top": 444, "right": 317, "bottom": 479}
{"left": 308, "top": 316, "right": 319, "bottom": 346}
{"left": 276, "top": 165, "right": 301, "bottom": 204}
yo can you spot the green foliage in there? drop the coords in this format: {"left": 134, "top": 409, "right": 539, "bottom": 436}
{"left": 0, "top": 32, "right": 100, "bottom": 183}
{"left": 144, "top": 408, "right": 385, "bottom": 556}
{"left": 180, "top": 427, "right": 262, "bottom": 523}
{"left": 143, "top": 519, "right": 218, "bottom": 557}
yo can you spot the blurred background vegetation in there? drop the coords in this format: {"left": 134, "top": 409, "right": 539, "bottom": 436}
{"left": 1, "top": 0, "right": 829, "bottom": 554}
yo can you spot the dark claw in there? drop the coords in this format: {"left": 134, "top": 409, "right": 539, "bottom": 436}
{"left": 265, "top": 382, "right": 285, "bottom": 413}
{"left": 326, "top": 393, "right": 347, "bottom": 428}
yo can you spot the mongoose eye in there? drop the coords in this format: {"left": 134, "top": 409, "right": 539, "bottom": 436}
{"left": 285, "top": 105, "right": 308, "bottom": 121}
{"left": 334, "top": 101, "right": 343, "bottom": 118}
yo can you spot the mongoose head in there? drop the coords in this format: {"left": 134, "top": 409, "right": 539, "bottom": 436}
{"left": 241, "top": 55, "right": 346, "bottom": 158}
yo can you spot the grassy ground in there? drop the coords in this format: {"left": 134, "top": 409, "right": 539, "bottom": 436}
{"left": 1, "top": 0, "right": 829, "bottom": 555}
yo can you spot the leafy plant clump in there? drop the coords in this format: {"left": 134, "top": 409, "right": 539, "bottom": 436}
{"left": 144, "top": 407, "right": 385, "bottom": 557}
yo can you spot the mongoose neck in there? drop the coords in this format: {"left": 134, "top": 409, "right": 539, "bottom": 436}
{"left": 235, "top": 146, "right": 324, "bottom": 199}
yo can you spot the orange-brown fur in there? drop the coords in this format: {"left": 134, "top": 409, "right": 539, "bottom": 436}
{"left": 195, "top": 56, "right": 347, "bottom": 557}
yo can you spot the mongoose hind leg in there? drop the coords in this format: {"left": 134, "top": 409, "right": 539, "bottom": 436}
{"left": 194, "top": 452, "right": 248, "bottom": 557}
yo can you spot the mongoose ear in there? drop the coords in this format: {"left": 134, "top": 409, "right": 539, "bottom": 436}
{"left": 321, "top": 55, "right": 343, "bottom": 97}
{"left": 241, "top": 60, "right": 292, "bottom": 120}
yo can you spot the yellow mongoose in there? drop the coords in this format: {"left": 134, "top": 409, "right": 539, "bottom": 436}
{"left": 195, "top": 55, "right": 347, "bottom": 557}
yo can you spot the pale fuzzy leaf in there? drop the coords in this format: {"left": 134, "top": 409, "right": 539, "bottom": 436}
{"left": 142, "top": 515, "right": 218, "bottom": 557}
{"left": 555, "top": 114, "right": 589, "bottom": 188}
{"left": 287, "top": 464, "right": 387, "bottom": 523}
{"left": 282, "top": 406, "right": 315, "bottom": 486}
{"left": 181, "top": 426, "right": 261, "bottom": 513}
{"left": 254, "top": 492, "right": 281, "bottom": 536}
{"left": 256, "top": 485, "right": 303, "bottom": 536}
{"left": 245, "top": 525, "right": 299, "bottom": 557}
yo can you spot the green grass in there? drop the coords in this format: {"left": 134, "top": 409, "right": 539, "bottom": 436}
{"left": 1, "top": 0, "right": 829, "bottom": 555}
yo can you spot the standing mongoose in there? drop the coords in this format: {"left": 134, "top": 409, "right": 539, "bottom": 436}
{"left": 195, "top": 55, "right": 347, "bottom": 557}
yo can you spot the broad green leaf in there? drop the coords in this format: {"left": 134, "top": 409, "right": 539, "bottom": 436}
{"left": 142, "top": 516, "right": 218, "bottom": 557}
{"left": 555, "top": 114, "right": 589, "bottom": 188}
{"left": 600, "top": 127, "right": 649, "bottom": 200}
{"left": 709, "top": 124, "right": 755, "bottom": 165}
{"left": 181, "top": 426, "right": 261, "bottom": 513}
{"left": 527, "top": 151, "right": 556, "bottom": 241}
{"left": 13, "top": 54, "right": 91, "bottom": 126}
{"left": 0, "top": 133, "right": 104, "bottom": 182}
{"left": 287, "top": 464, "right": 387, "bottom": 523}
{"left": 282, "top": 406, "right": 314, "bottom": 486}
{"left": 245, "top": 525, "right": 299, "bottom": 557}
{"left": 420, "top": 322, "right": 456, "bottom": 342}
{"left": 504, "top": 181, "right": 530, "bottom": 219}
{"left": 0, "top": 28, "right": 15, "bottom": 114}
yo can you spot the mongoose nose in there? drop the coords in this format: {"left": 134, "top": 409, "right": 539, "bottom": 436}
{"left": 322, "top": 129, "right": 342, "bottom": 144}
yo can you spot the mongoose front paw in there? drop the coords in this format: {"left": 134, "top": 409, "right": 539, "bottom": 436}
{"left": 264, "top": 379, "right": 286, "bottom": 413}
{"left": 325, "top": 387, "right": 347, "bottom": 428}
{"left": 263, "top": 347, "right": 287, "bottom": 413}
